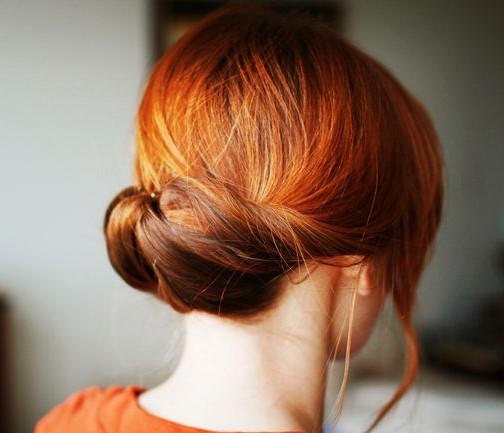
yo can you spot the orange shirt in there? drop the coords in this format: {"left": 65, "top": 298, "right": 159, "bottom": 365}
{"left": 34, "top": 385, "right": 306, "bottom": 433}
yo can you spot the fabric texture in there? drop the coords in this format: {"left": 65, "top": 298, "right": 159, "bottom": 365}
{"left": 33, "top": 386, "right": 305, "bottom": 433}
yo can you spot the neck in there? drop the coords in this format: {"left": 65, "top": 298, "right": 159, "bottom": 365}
{"left": 139, "top": 268, "right": 337, "bottom": 433}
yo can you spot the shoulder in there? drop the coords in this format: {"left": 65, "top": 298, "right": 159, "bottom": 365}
{"left": 34, "top": 385, "right": 143, "bottom": 433}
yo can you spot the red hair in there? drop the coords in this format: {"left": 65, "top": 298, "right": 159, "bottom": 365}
{"left": 104, "top": 3, "right": 445, "bottom": 432}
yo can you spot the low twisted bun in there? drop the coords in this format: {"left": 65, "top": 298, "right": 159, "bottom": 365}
{"left": 105, "top": 176, "right": 341, "bottom": 317}
{"left": 104, "top": 186, "right": 159, "bottom": 293}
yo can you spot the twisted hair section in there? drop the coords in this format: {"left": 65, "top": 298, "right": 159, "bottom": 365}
{"left": 104, "top": 185, "right": 158, "bottom": 291}
{"left": 104, "top": 175, "right": 375, "bottom": 319}
{"left": 103, "top": 3, "right": 445, "bottom": 431}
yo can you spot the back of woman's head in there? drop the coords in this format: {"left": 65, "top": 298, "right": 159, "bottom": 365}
{"left": 104, "top": 3, "right": 445, "bottom": 431}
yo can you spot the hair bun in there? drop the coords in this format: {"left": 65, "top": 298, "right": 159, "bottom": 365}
{"left": 103, "top": 185, "right": 160, "bottom": 293}
{"left": 104, "top": 177, "right": 317, "bottom": 316}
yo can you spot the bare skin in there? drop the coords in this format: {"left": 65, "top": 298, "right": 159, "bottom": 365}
{"left": 138, "top": 257, "right": 386, "bottom": 433}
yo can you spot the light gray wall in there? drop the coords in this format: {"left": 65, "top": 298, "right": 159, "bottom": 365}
{"left": 1, "top": 1, "right": 503, "bottom": 432}
{"left": 0, "top": 2, "right": 181, "bottom": 433}
{"left": 344, "top": 0, "right": 504, "bottom": 328}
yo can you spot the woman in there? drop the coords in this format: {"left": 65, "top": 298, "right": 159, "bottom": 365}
{"left": 35, "top": 3, "right": 445, "bottom": 433}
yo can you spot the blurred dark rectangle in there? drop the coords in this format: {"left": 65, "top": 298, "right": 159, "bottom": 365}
{"left": 150, "top": 0, "right": 344, "bottom": 63}
{"left": 0, "top": 295, "right": 11, "bottom": 433}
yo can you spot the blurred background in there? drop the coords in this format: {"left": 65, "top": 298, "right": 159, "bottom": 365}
{"left": 1, "top": 1, "right": 503, "bottom": 432}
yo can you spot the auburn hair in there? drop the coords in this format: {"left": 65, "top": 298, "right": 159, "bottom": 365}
{"left": 104, "top": 3, "right": 445, "bottom": 432}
